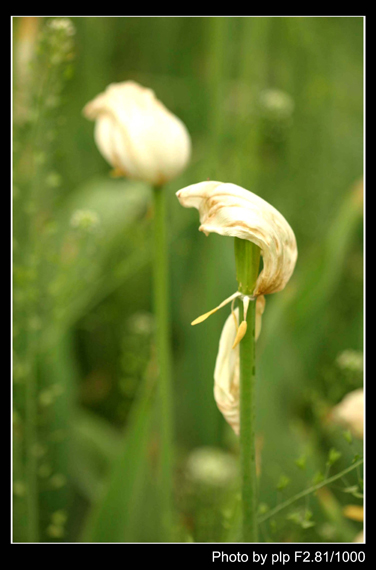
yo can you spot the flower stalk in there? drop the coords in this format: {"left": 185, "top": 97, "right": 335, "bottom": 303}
{"left": 176, "top": 181, "right": 297, "bottom": 542}
{"left": 239, "top": 297, "right": 258, "bottom": 542}
{"left": 84, "top": 81, "right": 192, "bottom": 541}
{"left": 153, "top": 184, "right": 174, "bottom": 538}
{"left": 235, "top": 237, "right": 261, "bottom": 542}
{"left": 235, "top": 237, "right": 261, "bottom": 297}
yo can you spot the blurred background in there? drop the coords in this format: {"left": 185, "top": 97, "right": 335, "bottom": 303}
{"left": 12, "top": 16, "right": 363, "bottom": 543}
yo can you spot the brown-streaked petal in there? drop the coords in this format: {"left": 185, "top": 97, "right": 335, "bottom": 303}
{"left": 176, "top": 181, "right": 297, "bottom": 296}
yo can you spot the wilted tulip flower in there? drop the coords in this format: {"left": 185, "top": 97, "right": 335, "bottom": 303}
{"left": 83, "top": 81, "right": 191, "bottom": 185}
{"left": 332, "top": 388, "right": 364, "bottom": 439}
{"left": 176, "top": 181, "right": 297, "bottom": 432}
{"left": 177, "top": 181, "right": 297, "bottom": 335}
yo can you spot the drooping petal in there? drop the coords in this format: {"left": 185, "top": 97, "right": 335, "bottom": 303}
{"left": 214, "top": 298, "right": 265, "bottom": 434}
{"left": 176, "top": 181, "right": 297, "bottom": 296}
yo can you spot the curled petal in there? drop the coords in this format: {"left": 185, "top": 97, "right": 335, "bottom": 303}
{"left": 84, "top": 81, "right": 191, "bottom": 185}
{"left": 176, "top": 181, "right": 297, "bottom": 296}
{"left": 214, "top": 298, "right": 265, "bottom": 434}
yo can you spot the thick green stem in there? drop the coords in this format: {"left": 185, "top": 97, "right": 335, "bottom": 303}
{"left": 235, "top": 237, "right": 261, "bottom": 297}
{"left": 153, "top": 185, "right": 174, "bottom": 539}
{"left": 235, "top": 237, "right": 261, "bottom": 542}
{"left": 239, "top": 299, "right": 258, "bottom": 542}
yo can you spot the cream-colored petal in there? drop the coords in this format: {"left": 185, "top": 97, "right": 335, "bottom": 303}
{"left": 331, "top": 388, "right": 364, "bottom": 439}
{"left": 84, "top": 81, "right": 191, "bottom": 185}
{"left": 94, "top": 115, "right": 136, "bottom": 178}
{"left": 214, "top": 298, "right": 265, "bottom": 434}
{"left": 176, "top": 181, "right": 297, "bottom": 296}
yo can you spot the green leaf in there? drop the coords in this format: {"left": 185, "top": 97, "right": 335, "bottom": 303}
{"left": 41, "top": 177, "right": 152, "bottom": 340}
{"left": 301, "top": 520, "right": 316, "bottom": 529}
{"left": 304, "top": 509, "right": 313, "bottom": 521}
{"left": 294, "top": 455, "right": 307, "bottom": 470}
{"left": 258, "top": 503, "right": 269, "bottom": 515}
{"left": 343, "top": 430, "right": 353, "bottom": 444}
{"left": 287, "top": 509, "right": 315, "bottom": 530}
{"left": 70, "top": 410, "right": 122, "bottom": 501}
{"left": 223, "top": 494, "right": 241, "bottom": 542}
{"left": 327, "top": 448, "right": 342, "bottom": 467}
{"left": 81, "top": 373, "right": 159, "bottom": 542}
{"left": 342, "top": 485, "right": 358, "bottom": 494}
{"left": 286, "top": 511, "right": 301, "bottom": 524}
{"left": 313, "top": 471, "right": 324, "bottom": 485}
{"left": 276, "top": 475, "right": 291, "bottom": 491}
{"left": 60, "top": 177, "right": 151, "bottom": 233}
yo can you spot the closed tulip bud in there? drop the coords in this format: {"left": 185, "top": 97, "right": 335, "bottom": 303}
{"left": 83, "top": 81, "right": 191, "bottom": 186}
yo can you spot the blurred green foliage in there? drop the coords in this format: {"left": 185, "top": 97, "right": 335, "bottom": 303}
{"left": 13, "top": 16, "right": 363, "bottom": 543}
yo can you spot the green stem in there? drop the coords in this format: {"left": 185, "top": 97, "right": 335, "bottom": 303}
{"left": 235, "top": 237, "right": 261, "bottom": 297}
{"left": 235, "top": 237, "right": 261, "bottom": 543}
{"left": 153, "top": 185, "right": 174, "bottom": 539}
{"left": 239, "top": 298, "right": 258, "bottom": 542}
{"left": 258, "top": 458, "right": 363, "bottom": 524}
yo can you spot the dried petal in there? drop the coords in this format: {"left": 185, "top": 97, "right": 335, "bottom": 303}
{"left": 176, "top": 181, "right": 297, "bottom": 296}
{"left": 214, "top": 298, "right": 265, "bottom": 434}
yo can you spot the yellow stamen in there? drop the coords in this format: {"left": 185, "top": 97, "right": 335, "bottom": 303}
{"left": 231, "top": 295, "right": 253, "bottom": 348}
{"left": 232, "top": 320, "right": 247, "bottom": 349}
{"left": 191, "top": 291, "right": 241, "bottom": 326}
{"left": 191, "top": 307, "right": 220, "bottom": 325}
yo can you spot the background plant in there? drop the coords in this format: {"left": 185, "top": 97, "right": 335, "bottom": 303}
{"left": 12, "top": 16, "right": 363, "bottom": 543}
